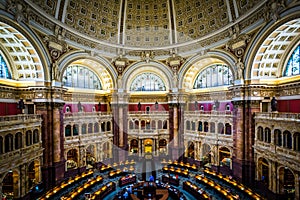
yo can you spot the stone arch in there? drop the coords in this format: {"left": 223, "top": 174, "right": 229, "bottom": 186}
{"left": 277, "top": 166, "right": 295, "bottom": 195}
{"left": 0, "top": 18, "right": 50, "bottom": 82}
{"left": 123, "top": 60, "right": 173, "bottom": 92}
{"left": 59, "top": 53, "right": 117, "bottom": 90}
{"left": 245, "top": 7, "right": 300, "bottom": 81}
{"left": 1, "top": 169, "right": 20, "bottom": 198}
{"left": 257, "top": 157, "right": 270, "bottom": 187}
{"left": 178, "top": 51, "right": 236, "bottom": 91}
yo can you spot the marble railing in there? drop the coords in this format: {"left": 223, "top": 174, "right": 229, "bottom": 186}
{"left": 0, "top": 114, "right": 41, "bottom": 127}
{"left": 255, "top": 112, "right": 300, "bottom": 122}
{"left": 64, "top": 112, "right": 112, "bottom": 119}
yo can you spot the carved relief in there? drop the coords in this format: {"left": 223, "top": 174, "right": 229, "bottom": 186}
{"left": 7, "top": 0, "right": 30, "bottom": 23}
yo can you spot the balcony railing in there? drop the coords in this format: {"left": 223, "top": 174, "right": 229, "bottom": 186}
{"left": 64, "top": 112, "right": 112, "bottom": 119}
{"left": 0, "top": 114, "right": 41, "bottom": 123}
{"left": 185, "top": 111, "right": 233, "bottom": 116}
{"left": 129, "top": 111, "right": 169, "bottom": 115}
{"left": 255, "top": 112, "right": 300, "bottom": 121}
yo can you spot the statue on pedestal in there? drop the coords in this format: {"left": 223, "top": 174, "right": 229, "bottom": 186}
{"left": 271, "top": 97, "right": 277, "bottom": 112}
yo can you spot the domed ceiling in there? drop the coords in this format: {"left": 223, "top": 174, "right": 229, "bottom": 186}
{"left": 29, "top": 0, "right": 264, "bottom": 57}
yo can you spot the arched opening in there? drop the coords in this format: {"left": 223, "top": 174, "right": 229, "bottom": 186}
{"left": 158, "top": 139, "right": 167, "bottom": 155}
{"left": 26, "top": 130, "right": 32, "bottom": 146}
{"left": 103, "top": 142, "right": 110, "bottom": 159}
{"left": 259, "top": 158, "right": 269, "bottom": 187}
{"left": 279, "top": 167, "right": 295, "bottom": 198}
{"left": 28, "top": 161, "right": 39, "bottom": 190}
{"left": 198, "top": 121, "right": 203, "bottom": 131}
{"left": 130, "top": 139, "right": 138, "bottom": 154}
{"left": 88, "top": 123, "right": 93, "bottom": 133}
{"left": 275, "top": 129, "right": 282, "bottom": 146}
{"left": 210, "top": 122, "right": 215, "bottom": 133}
{"left": 202, "top": 143, "right": 211, "bottom": 166}
{"left": 187, "top": 141, "right": 195, "bottom": 158}
{"left": 218, "top": 123, "right": 224, "bottom": 134}
{"left": 5, "top": 134, "right": 13, "bottom": 153}
{"left": 225, "top": 123, "right": 231, "bottom": 135}
{"left": 15, "top": 132, "right": 22, "bottom": 150}
{"left": 73, "top": 124, "right": 79, "bottom": 136}
{"left": 66, "top": 149, "right": 78, "bottom": 170}
{"left": 257, "top": 126, "right": 263, "bottom": 141}
{"left": 2, "top": 170, "right": 19, "bottom": 199}
{"left": 86, "top": 145, "right": 95, "bottom": 168}
{"left": 283, "top": 130, "right": 292, "bottom": 149}
{"left": 65, "top": 125, "right": 71, "bottom": 137}
{"left": 82, "top": 124, "right": 87, "bottom": 134}
{"left": 204, "top": 122, "right": 209, "bottom": 132}
{"left": 264, "top": 127, "right": 271, "bottom": 143}
{"left": 94, "top": 122, "right": 99, "bottom": 133}
{"left": 293, "top": 132, "right": 300, "bottom": 151}
{"left": 144, "top": 139, "right": 153, "bottom": 153}
{"left": 129, "top": 121, "right": 134, "bottom": 129}
{"left": 219, "top": 147, "right": 231, "bottom": 168}
{"left": 33, "top": 129, "right": 39, "bottom": 144}
{"left": 107, "top": 121, "right": 111, "bottom": 131}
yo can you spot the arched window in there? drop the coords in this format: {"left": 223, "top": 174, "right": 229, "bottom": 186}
{"left": 284, "top": 45, "right": 300, "bottom": 76}
{"left": 88, "top": 123, "right": 93, "bottom": 133}
{"left": 158, "top": 120, "right": 162, "bottom": 129}
{"left": 186, "top": 121, "right": 190, "bottom": 130}
{"left": 65, "top": 125, "right": 71, "bottom": 137}
{"left": 293, "top": 132, "right": 300, "bottom": 151}
{"left": 73, "top": 124, "right": 79, "bottom": 136}
{"left": 62, "top": 65, "right": 102, "bottom": 89}
{"left": 198, "top": 121, "right": 203, "bottom": 131}
{"left": 265, "top": 128, "right": 271, "bottom": 143}
{"left": 204, "top": 122, "right": 209, "bottom": 132}
{"left": 15, "top": 132, "right": 22, "bottom": 150}
{"left": 191, "top": 121, "right": 196, "bottom": 131}
{"left": 82, "top": 124, "right": 87, "bottom": 134}
{"left": 26, "top": 130, "right": 32, "bottom": 146}
{"left": 193, "top": 64, "right": 233, "bottom": 88}
{"left": 0, "top": 136, "right": 3, "bottom": 154}
{"left": 94, "top": 123, "right": 99, "bottom": 133}
{"left": 210, "top": 122, "right": 215, "bottom": 133}
{"left": 33, "top": 129, "right": 39, "bottom": 143}
{"left": 275, "top": 129, "right": 282, "bottom": 146}
{"left": 5, "top": 134, "right": 13, "bottom": 153}
{"left": 218, "top": 123, "right": 224, "bottom": 134}
{"left": 225, "top": 123, "right": 231, "bottom": 135}
{"left": 107, "top": 121, "right": 111, "bottom": 131}
{"left": 130, "top": 72, "right": 166, "bottom": 91}
{"left": 257, "top": 126, "right": 263, "bottom": 141}
{"left": 0, "top": 54, "right": 12, "bottom": 79}
{"left": 283, "top": 130, "right": 292, "bottom": 149}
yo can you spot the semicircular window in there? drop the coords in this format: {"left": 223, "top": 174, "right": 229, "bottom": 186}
{"left": 62, "top": 65, "right": 102, "bottom": 90}
{"left": 130, "top": 72, "right": 166, "bottom": 91}
{"left": 284, "top": 45, "right": 300, "bottom": 76}
{"left": 193, "top": 64, "right": 233, "bottom": 89}
{"left": 0, "top": 54, "right": 12, "bottom": 79}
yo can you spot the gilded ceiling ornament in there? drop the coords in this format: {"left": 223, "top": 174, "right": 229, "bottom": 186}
{"left": 264, "top": 0, "right": 286, "bottom": 22}
{"left": 166, "top": 52, "right": 185, "bottom": 74}
{"left": 43, "top": 25, "right": 69, "bottom": 61}
{"left": 7, "top": 0, "right": 30, "bottom": 23}
{"left": 225, "top": 33, "right": 251, "bottom": 58}
{"left": 141, "top": 51, "right": 155, "bottom": 63}
{"left": 113, "top": 54, "right": 129, "bottom": 76}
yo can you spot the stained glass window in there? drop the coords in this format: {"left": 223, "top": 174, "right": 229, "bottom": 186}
{"left": 0, "top": 54, "right": 11, "bottom": 79}
{"left": 193, "top": 64, "right": 233, "bottom": 89}
{"left": 62, "top": 65, "right": 102, "bottom": 90}
{"left": 130, "top": 72, "right": 166, "bottom": 91}
{"left": 284, "top": 45, "right": 300, "bottom": 76}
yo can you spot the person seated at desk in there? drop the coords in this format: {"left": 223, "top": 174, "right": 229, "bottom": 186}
{"left": 149, "top": 175, "right": 154, "bottom": 182}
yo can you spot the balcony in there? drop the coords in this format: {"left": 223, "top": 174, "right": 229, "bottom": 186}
{"left": 255, "top": 112, "right": 300, "bottom": 122}
{"left": 64, "top": 112, "right": 112, "bottom": 120}
{"left": 0, "top": 114, "right": 42, "bottom": 130}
